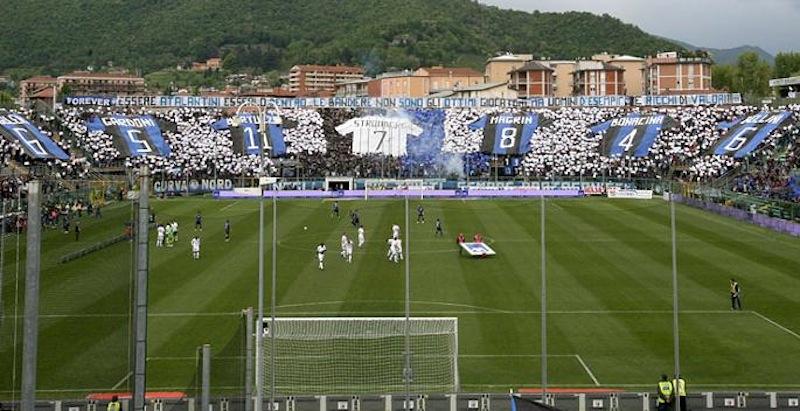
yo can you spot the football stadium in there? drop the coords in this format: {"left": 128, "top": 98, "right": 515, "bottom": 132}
{"left": 2, "top": 1, "right": 800, "bottom": 411}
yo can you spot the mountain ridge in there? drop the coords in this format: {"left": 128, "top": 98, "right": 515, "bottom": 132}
{"left": 0, "top": 0, "right": 682, "bottom": 76}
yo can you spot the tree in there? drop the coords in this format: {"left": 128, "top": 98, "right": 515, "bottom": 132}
{"left": 735, "top": 51, "right": 772, "bottom": 97}
{"left": 0, "top": 90, "right": 15, "bottom": 109}
{"left": 712, "top": 65, "right": 737, "bottom": 92}
{"left": 774, "top": 52, "right": 800, "bottom": 78}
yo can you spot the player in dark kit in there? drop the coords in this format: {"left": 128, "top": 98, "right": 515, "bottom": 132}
{"left": 195, "top": 211, "right": 202, "bottom": 231}
{"left": 331, "top": 201, "right": 340, "bottom": 219}
{"left": 350, "top": 209, "right": 360, "bottom": 227}
{"left": 224, "top": 219, "right": 231, "bottom": 242}
{"left": 417, "top": 205, "right": 425, "bottom": 223}
{"left": 730, "top": 278, "right": 742, "bottom": 310}
{"left": 435, "top": 218, "right": 443, "bottom": 237}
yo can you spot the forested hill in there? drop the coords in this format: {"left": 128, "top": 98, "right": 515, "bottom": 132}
{"left": 0, "top": 0, "right": 680, "bottom": 75}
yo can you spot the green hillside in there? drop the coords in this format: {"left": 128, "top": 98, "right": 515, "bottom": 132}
{"left": 0, "top": 0, "right": 681, "bottom": 75}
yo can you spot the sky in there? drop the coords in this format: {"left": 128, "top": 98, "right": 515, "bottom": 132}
{"left": 480, "top": 0, "right": 799, "bottom": 55}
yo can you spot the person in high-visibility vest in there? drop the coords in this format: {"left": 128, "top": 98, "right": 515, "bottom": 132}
{"left": 673, "top": 375, "right": 687, "bottom": 411}
{"left": 657, "top": 374, "right": 674, "bottom": 411}
{"left": 107, "top": 396, "right": 121, "bottom": 411}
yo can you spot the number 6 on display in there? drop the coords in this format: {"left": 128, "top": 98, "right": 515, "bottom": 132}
{"left": 723, "top": 127, "right": 757, "bottom": 152}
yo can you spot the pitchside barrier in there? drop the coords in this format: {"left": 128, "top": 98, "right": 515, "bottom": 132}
{"left": 9, "top": 392, "right": 800, "bottom": 411}
{"left": 215, "top": 188, "right": 582, "bottom": 200}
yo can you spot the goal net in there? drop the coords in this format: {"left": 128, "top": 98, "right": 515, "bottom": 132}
{"left": 262, "top": 317, "right": 458, "bottom": 395}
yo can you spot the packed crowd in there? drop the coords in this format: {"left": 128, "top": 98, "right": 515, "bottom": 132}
{"left": 0, "top": 104, "right": 798, "bottom": 200}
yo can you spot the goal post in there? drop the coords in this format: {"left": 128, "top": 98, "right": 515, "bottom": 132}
{"left": 262, "top": 317, "right": 459, "bottom": 395}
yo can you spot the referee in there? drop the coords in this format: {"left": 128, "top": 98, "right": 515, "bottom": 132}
{"left": 730, "top": 278, "right": 742, "bottom": 310}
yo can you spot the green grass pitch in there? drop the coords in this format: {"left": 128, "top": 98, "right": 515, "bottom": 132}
{"left": 1, "top": 197, "right": 800, "bottom": 398}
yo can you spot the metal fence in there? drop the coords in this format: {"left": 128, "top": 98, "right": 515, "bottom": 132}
{"left": 5, "top": 392, "right": 800, "bottom": 411}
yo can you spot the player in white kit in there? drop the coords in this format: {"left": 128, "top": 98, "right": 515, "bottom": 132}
{"left": 391, "top": 224, "right": 400, "bottom": 239}
{"left": 393, "top": 238, "right": 403, "bottom": 262}
{"left": 156, "top": 224, "right": 165, "bottom": 247}
{"left": 357, "top": 225, "right": 366, "bottom": 247}
{"left": 316, "top": 243, "right": 327, "bottom": 270}
{"left": 340, "top": 233, "right": 349, "bottom": 258}
{"left": 387, "top": 238, "right": 396, "bottom": 261}
{"left": 345, "top": 239, "right": 354, "bottom": 263}
{"left": 191, "top": 236, "right": 201, "bottom": 260}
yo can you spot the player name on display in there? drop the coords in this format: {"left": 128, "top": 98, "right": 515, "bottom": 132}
{"left": 460, "top": 242, "right": 497, "bottom": 257}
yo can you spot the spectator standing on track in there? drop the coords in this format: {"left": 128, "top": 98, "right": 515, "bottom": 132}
{"left": 656, "top": 374, "right": 674, "bottom": 411}
{"left": 673, "top": 375, "right": 687, "bottom": 411}
{"left": 107, "top": 396, "right": 120, "bottom": 411}
{"left": 730, "top": 278, "right": 742, "bottom": 310}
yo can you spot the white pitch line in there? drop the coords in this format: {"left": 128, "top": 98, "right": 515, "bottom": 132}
{"left": 750, "top": 311, "right": 800, "bottom": 341}
{"left": 220, "top": 201, "right": 239, "bottom": 211}
{"left": 147, "top": 356, "right": 244, "bottom": 361}
{"left": 574, "top": 355, "right": 600, "bottom": 386}
{"left": 19, "top": 309, "right": 742, "bottom": 319}
{"left": 111, "top": 371, "right": 132, "bottom": 390}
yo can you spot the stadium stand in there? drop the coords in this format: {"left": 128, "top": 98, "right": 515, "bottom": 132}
{"left": 1, "top": 104, "right": 799, "bottom": 202}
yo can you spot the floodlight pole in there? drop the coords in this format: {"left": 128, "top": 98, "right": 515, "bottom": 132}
{"left": 670, "top": 189, "right": 681, "bottom": 380}
{"left": 235, "top": 101, "right": 279, "bottom": 411}
{"left": 133, "top": 166, "right": 150, "bottom": 411}
{"left": 0, "top": 196, "right": 6, "bottom": 329}
{"left": 539, "top": 194, "right": 547, "bottom": 402}
{"left": 21, "top": 179, "right": 42, "bottom": 411}
{"left": 404, "top": 195, "right": 411, "bottom": 409}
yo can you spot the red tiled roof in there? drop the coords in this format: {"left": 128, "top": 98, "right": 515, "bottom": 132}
{"left": 30, "top": 87, "right": 55, "bottom": 99}
{"left": 22, "top": 76, "right": 57, "bottom": 84}
{"left": 509, "top": 61, "right": 554, "bottom": 73}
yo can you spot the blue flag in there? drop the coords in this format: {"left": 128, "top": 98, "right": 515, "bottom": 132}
{"left": 711, "top": 111, "right": 793, "bottom": 158}
{"left": 86, "top": 115, "right": 171, "bottom": 157}
{"left": 469, "top": 112, "right": 543, "bottom": 155}
{"left": 591, "top": 114, "right": 675, "bottom": 157}
{"left": 212, "top": 114, "right": 293, "bottom": 157}
{"left": 0, "top": 110, "right": 69, "bottom": 160}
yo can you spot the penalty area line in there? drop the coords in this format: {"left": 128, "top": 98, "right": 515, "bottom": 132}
{"left": 111, "top": 371, "right": 132, "bottom": 390}
{"left": 574, "top": 355, "right": 600, "bottom": 386}
{"left": 750, "top": 310, "right": 800, "bottom": 341}
{"left": 220, "top": 201, "right": 240, "bottom": 211}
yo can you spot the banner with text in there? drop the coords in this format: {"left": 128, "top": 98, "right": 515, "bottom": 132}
{"left": 710, "top": 111, "right": 793, "bottom": 158}
{"left": 86, "top": 115, "right": 172, "bottom": 157}
{"left": 0, "top": 110, "right": 69, "bottom": 160}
